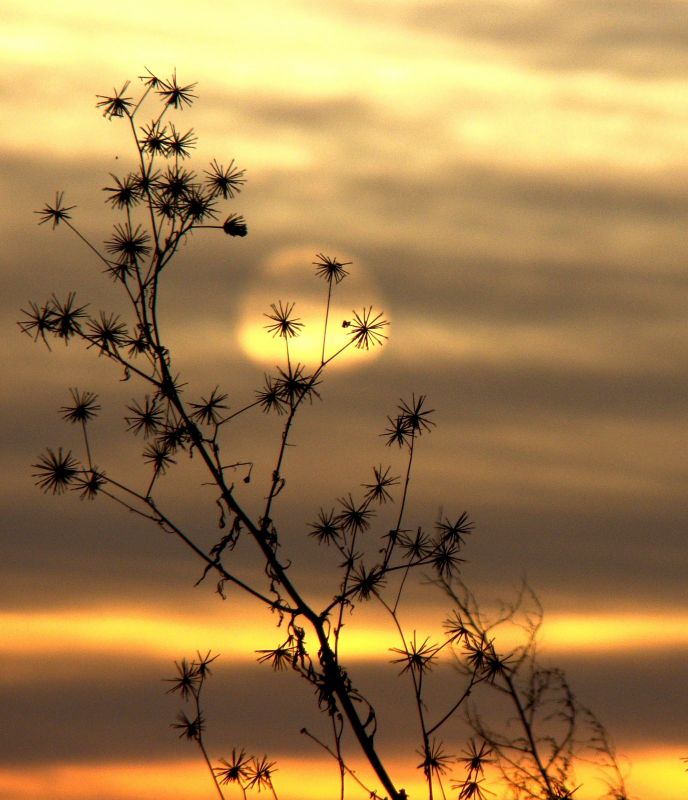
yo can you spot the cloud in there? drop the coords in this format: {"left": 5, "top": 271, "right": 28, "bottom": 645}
{"left": 2, "top": 645, "right": 685, "bottom": 767}
{"left": 338, "top": 0, "right": 688, "bottom": 79}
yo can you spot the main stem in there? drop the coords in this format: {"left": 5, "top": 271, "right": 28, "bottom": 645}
{"left": 163, "top": 382, "right": 402, "bottom": 800}
{"left": 240, "top": 507, "right": 402, "bottom": 800}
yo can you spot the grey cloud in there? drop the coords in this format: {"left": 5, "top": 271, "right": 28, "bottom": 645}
{"left": 1, "top": 657, "right": 324, "bottom": 765}
{"left": 329, "top": 0, "right": 688, "bottom": 79}
{"left": 3, "top": 647, "right": 685, "bottom": 766}
{"left": 214, "top": 91, "right": 373, "bottom": 135}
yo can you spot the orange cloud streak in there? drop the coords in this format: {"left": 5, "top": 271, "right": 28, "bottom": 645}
{"left": 0, "top": 749, "right": 686, "bottom": 800}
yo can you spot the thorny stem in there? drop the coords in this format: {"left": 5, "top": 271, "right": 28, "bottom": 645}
{"left": 130, "top": 80, "right": 154, "bottom": 116}
{"left": 450, "top": 583, "right": 566, "bottom": 796}
{"left": 63, "top": 219, "right": 112, "bottom": 268}
{"left": 380, "top": 594, "right": 434, "bottom": 799}
{"left": 215, "top": 398, "right": 263, "bottom": 428}
{"left": 331, "top": 714, "right": 345, "bottom": 800}
{"left": 334, "top": 527, "right": 359, "bottom": 662}
{"left": 100, "top": 474, "right": 296, "bottom": 614}
{"left": 502, "top": 670, "right": 556, "bottom": 796}
{"left": 262, "top": 403, "right": 298, "bottom": 526}
{"left": 127, "top": 112, "right": 162, "bottom": 254}
{"left": 301, "top": 727, "right": 382, "bottom": 799}
{"left": 81, "top": 421, "right": 93, "bottom": 470}
{"left": 426, "top": 672, "right": 480, "bottom": 736}
{"left": 321, "top": 279, "right": 333, "bottom": 365}
{"left": 390, "top": 435, "right": 416, "bottom": 608}
{"left": 193, "top": 689, "right": 226, "bottom": 800}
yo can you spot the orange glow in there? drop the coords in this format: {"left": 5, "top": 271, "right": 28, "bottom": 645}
{"left": 2, "top": 605, "right": 688, "bottom": 672}
{"left": 539, "top": 612, "right": 688, "bottom": 652}
{"left": 0, "top": 758, "right": 399, "bottom": 800}
{"left": 619, "top": 748, "right": 688, "bottom": 800}
{"left": 0, "top": 605, "right": 404, "bottom": 671}
{"left": 0, "top": 749, "right": 686, "bottom": 800}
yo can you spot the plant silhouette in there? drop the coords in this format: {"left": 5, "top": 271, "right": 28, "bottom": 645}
{"left": 21, "top": 69, "right": 631, "bottom": 800}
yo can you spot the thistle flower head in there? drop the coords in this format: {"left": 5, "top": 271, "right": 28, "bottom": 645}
{"left": 60, "top": 389, "right": 101, "bottom": 424}
{"left": 50, "top": 293, "right": 88, "bottom": 341}
{"left": 96, "top": 81, "right": 134, "bottom": 119}
{"left": 390, "top": 634, "right": 440, "bottom": 676}
{"left": 189, "top": 387, "right": 229, "bottom": 426}
{"left": 157, "top": 70, "right": 197, "bottom": 109}
{"left": 346, "top": 306, "right": 389, "bottom": 350}
{"left": 165, "top": 658, "right": 201, "bottom": 700}
{"left": 398, "top": 527, "right": 432, "bottom": 561}
{"left": 180, "top": 186, "right": 218, "bottom": 223}
{"left": 204, "top": 158, "right": 245, "bottom": 199}
{"left": 104, "top": 222, "right": 151, "bottom": 264}
{"left": 126, "top": 396, "right": 164, "bottom": 438}
{"left": 143, "top": 440, "right": 176, "bottom": 474}
{"left": 436, "top": 511, "right": 474, "bottom": 546}
{"left": 74, "top": 469, "right": 106, "bottom": 501}
{"left": 103, "top": 173, "right": 142, "bottom": 209}
{"left": 335, "top": 493, "right": 373, "bottom": 535}
{"left": 171, "top": 711, "right": 204, "bottom": 741}
{"left": 158, "top": 164, "right": 195, "bottom": 200}
{"left": 18, "top": 301, "right": 56, "bottom": 348}
{"left": 350, "top": 563, "right": 386, "bottom": 601}
{"left": 274, "top": 363, "right": 320, "bottom": 407}
{"left": 245, "top": 756, "right": 277, "bottom": 790}
{"left": 399, "top": 394, "right": 435, "bottom": 435}
{"left": 167, "top": 123, "right": 197, "bottom": 159}
{"left": 308, "top": 508, "right": 340, "bottom": 545}
{"left": 362, "top": 464, "right": 399, "bottom": 505}
{"left": 313, "top": 253, "right": 351, "bottom": 285}
{"left": 35, "top": 192, "right": 76, "bottom": 229}
{"left": 32, "top": 448, "right": 80, "bottom": 495}
{"left": 416, "top": 739, "right": 454, "bottom": 778}
{"left": 256, "top": 644, "right": 296, "bottom": 672}
{"left": 87, "top": 312, "right": 128, "bottom": 354}
{"left": 214, "top": 748, "right": 251, "bottom": 785}
{"left": 139, "top": 121, "right": 171, "bottom": 157}
{"left": 139, "top": 67, "right": 163, "bottom": 88}
{"left": 264, "top": 301, "right": 304, "bottom": 339}
{"left": 256, "top": 374, "right": 288, "bottom": 415}
{"left": 223, "top": 213, "right": 248, "bottom": 237}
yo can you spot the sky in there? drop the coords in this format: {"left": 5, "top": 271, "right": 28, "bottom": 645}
{"left": 1, "top": 0, "right": 687, "bottom": 798}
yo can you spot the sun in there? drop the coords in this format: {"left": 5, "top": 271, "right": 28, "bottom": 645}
{"left": 238, "top": 245, "right": 388, "bottom": 370}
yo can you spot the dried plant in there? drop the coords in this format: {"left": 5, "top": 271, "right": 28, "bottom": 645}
{"left": 22, "top": 69, "right": 632, "bottom": 800}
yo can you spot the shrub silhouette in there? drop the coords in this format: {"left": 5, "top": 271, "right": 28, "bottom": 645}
{"left": 21, "top": 69, "right": 631, "bottom": 800}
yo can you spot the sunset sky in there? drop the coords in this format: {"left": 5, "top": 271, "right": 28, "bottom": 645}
{"left": 2, "top": 1, "right": 688, "bottom": 798}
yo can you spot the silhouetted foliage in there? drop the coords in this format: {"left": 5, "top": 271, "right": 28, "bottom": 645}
{"left": 22, "top": 69, "right": 633, "bottom": 800}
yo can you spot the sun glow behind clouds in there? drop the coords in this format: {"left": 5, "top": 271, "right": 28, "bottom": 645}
{"left": 237, "top": 246, "right": 388, "bottom": 369}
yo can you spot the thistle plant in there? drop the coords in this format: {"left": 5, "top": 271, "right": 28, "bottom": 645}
{"left": 22, "top": 69, "right": 630, "bottom": 800}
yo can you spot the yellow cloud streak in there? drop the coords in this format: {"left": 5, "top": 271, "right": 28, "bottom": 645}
{"left": 2, "top": 606, "right": 688, "bottom": 670}
{"left": 0, "top": 606, "right": 398, "bottom": 665}
{"left": 3, "top": 0, "right": 684, "bottom": 176}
